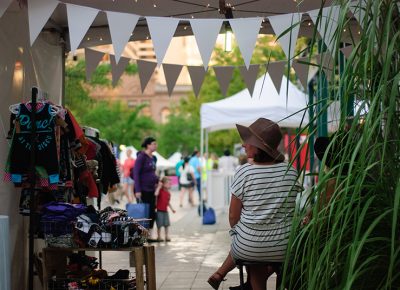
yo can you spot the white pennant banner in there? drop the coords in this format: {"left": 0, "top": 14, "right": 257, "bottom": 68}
{"left": 163, "top": 63, "right": 183, "bottom": 96}
{"left": 239, "top": 65, "right": 259, "bottom": 96}
{"left": 187, "top": 66, "right": 207, "bottom": 97}
{"left": 268, "top": 13, "right": 301, "bottom": 65}
{"left": 308, "top": 5, "right": 341, "bottom": 54}
{"left": 190, "top": 19, "right": 223, "bottom": 69}
{"left": 137, "top": 60, "right": 157, "bottom": 93}
{"left": 85, "top": 48, "right": 105, "bottom": 81}
{"left": 0, "top": 0, "right": 13, "bottom": 19}
{"left": 110, "top": 55, "right": 130, "bottom": 87}
{"left": 28, "top": 0, "right": 59, "bottom": 45}
{"left": 229, "top": 18, "right": 262, "bottom": 68}
{"left": 107, "top": 11, "right": 140, "bottom": 63}
{"left": 349, "top": 1, "right": 366, "bottom": 28}
{"left": 267, "top": 61, "right": 286, "bottom": 94}
{"left": 67, "top": 4, "right": 99, "bottom": 52}
{"left": 213, "top": 66, "right": 235, "bottom": 96}
{"left": 147, "top": 17, "right": 180, "bottom": 66}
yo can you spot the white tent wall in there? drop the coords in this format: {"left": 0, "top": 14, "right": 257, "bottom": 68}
{"left": 0, "top": 5, "right": 64, "bottom": 290}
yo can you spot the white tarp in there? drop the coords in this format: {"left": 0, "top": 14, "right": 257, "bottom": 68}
{"left": 201, "top": 73, "right": 309, "bottom": 132}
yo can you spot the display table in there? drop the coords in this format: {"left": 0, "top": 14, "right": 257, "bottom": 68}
{"left": 42, "top": 245, "right": 156, "bottom": 290}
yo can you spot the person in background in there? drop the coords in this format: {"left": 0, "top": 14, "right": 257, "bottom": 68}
{"left": 189, "top": 150, "right": 202, "bottom": 200}
{"left": 121, "top": 149, "right": 135, "bottom": 203}
{"left": 133, "top": 137, "right": 159, "bottom": 242}
{"left": 155, "top": 176, "right": 176, "bottom": 242}
{"left": 207, "top": 118, "right": 302, "bottom": 290}
{"left": 175, "top": 156, "right": 184, "bottom": 191}
{"left": 178, "top": 156, "right": 196, "bottom": 207}
{"left": 218, "top": 149, "right": 238, "bottom": 174}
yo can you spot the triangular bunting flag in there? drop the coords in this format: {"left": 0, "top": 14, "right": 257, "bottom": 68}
{"left": 28, "top": 0, "right": 59, "bottom": 45}
{"left": 187, "top": 66, "right": 207, "bottom": 97}
{"left": 267, "top": 61, "right": 286, "bottom": 94}
{"left": 239, "top": 65, "right": 259, "bottom": 96}
{"left": 213, "top": 66, "right": 235, "bottom": 96}
{"left": 67, "top": 4, "right": 99, "bottom": 52}
{"left": 190, "top": 19, "right": 223, "bottom": 69}
{"left": 85, "top": 48, "right": 105, "bottom": 81}
{"left": 110, "top": 55, "right": 130, "bottom": 87}
{"left": 137, "top": 60, "right": 157, "bottom": 93}
{"left": 229, "top": 18, "right": 262, "bottom": 68}
{"left": 0, "top": 0, "right": 13, "bottom": 19}
{"left": 162, "top": 63, "right": 183, "bottom": 96}
{"left": 340, "top": 45, "right": 353, "bottom": 59}
{"left": 147, "top": 17, "right": 180, "bottom": 66}
{"left": 106, "top": 11, "right": 140, "bottom": 63}
{"left": 349, "top": 1, "right": 366, "bottom": 28}
{"left": 268, "top": 13, "right": 301, "bottom": 65}
{"left": 315, "top": 53, "right": 334, "bottom": 81}
{"left": 308, "top": 5, "right": 341, "bottom": 54}
{"left": 292, "top": 57, "right": 310, "bottom": 90}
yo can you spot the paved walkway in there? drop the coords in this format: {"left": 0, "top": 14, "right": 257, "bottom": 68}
{"left": 100, "top": 190, "right": 277, "bottom": 290}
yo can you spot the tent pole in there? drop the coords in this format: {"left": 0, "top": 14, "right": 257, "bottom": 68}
{"left": 200, "top": 127, "right": 204, "bottom": 222}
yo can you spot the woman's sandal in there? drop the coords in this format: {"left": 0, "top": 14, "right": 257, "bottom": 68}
{"left": 207, "top": 272, "right": 226, "bottom": 290}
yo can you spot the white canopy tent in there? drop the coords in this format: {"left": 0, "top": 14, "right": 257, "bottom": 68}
{"left": 201, "top": 73, "right": 309, "bottom": 132}
{"left": 120, "top": 146, "right": 175, "bottom": 170}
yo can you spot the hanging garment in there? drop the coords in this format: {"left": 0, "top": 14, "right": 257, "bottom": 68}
{"left": 9, "top": 103, "right": 59, "bottom": 183}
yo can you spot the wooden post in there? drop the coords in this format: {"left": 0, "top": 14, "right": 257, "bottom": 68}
{"left": 144, "top": 245, "right": 156, "bottom": 290}
{"left": 134, "top": 247, "right": 145, "bottom": 290}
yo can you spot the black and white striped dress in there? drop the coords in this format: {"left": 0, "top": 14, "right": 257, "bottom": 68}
{"left": 229, "top": 162, "right": 302, "bottom": 262}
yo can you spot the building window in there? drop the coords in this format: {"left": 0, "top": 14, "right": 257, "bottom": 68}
{"left": 127, "top": 100, "right": 136, "bottom": 108}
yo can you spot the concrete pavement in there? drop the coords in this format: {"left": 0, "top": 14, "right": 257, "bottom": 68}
{"left": 100, "top": 190, "right": 277, "bottom": 290}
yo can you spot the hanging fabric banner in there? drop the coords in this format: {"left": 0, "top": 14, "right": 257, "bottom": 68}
{"left": 213, "top": 66, "right": 235, "bottom": 96}
{"left": 315, "top": 53, "right": 334, "bottom": 81}
{"left": 268, "top": 13, "right": 301, "bottom": 65}
{"left": 239, "top": 64, "right": 259, "bottom": 96}
{"left": 163, "top": 63, "right": 183, "bottom": 96}
{"left": 67, "top": 4, "right": 99, "bottom": 52}
{"left": 0, "top": 0, "right": 13, "bottom": 19}
{"left": 28, "top": 0, "right": 59, "bottom": 45}
{"left": 190, "top": 19, "right": 223, "bottom": 69}
{"left": 308, "top": 5, "right": 341, "bottom": 54}
{"left": 146, "top": 17, "right": 180, "bottom": 66}
{"left": 229, "top": 18, "right": 263, "bottom": 68}
{"left": 340, "top": 45, "right": 353, "bottom": 59}
{"left": 85, "top": 48, "right": 105, "bottom": 81}
{"left": 137, "top": 60, "right": 157, "bottom": 93}
{"left": 106, "top": 11, "right": 140, "bottom": 63}
{"left": 267, "top": 61, "right": 286, "bottom": 94}
{"left": 110, "top": 55, "right": 130, "bottom": 86}
{"left": 292, "top": 57, "right": 311, "bottom": 90}
{"left": 187, "top": 66, "right": 207, "bottom": 97}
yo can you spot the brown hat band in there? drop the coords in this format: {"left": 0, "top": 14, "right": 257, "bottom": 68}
{"left": 248, "top": 126, "right": 276, "bottom": 153}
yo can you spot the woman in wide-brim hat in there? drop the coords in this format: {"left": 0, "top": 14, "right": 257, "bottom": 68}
{"left": 208, "top": 118, "right": 302, "bottom": 290}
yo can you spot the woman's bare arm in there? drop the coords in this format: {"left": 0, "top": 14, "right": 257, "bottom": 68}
{"left": 229, "top": 195, "right": 243, "bottom": 227}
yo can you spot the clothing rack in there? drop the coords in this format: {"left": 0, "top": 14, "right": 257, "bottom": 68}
{"left": 28, "top": 87, "right": 38, "bottom": 290}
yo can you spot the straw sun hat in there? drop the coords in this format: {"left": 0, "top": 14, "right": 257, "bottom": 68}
{"left": 236, "top": 118, "right": 285, "bottom": 162}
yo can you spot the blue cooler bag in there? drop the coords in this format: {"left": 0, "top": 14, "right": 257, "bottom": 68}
{"left": 202, "top": 207, "right": 216, "bottom": 225}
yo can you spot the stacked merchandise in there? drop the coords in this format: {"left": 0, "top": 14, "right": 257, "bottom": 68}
{"left": 48, "top": 253, "right": 136, "bottom": 290}
{"left": 40, "top": 204, "right": 148, "bottom": 248}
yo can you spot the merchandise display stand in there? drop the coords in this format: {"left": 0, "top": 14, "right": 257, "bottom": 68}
{"left": 42, "top": 245, "right": 156, "bottom": 290}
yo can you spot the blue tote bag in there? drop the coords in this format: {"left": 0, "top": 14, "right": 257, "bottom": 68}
{"left": 202, "top": 207, "right": 216, "bottom": 225}
{"left": 126, "top": 200, "right": 150, "bottom": 227}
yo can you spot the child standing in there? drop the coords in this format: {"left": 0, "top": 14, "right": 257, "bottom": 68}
{"left": 155, "top": 177, "right": 176, "bottom": 242}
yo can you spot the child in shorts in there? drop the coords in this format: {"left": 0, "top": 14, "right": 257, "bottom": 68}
{"left": 155, "top": 177, "right": 176, "bottom": 242}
